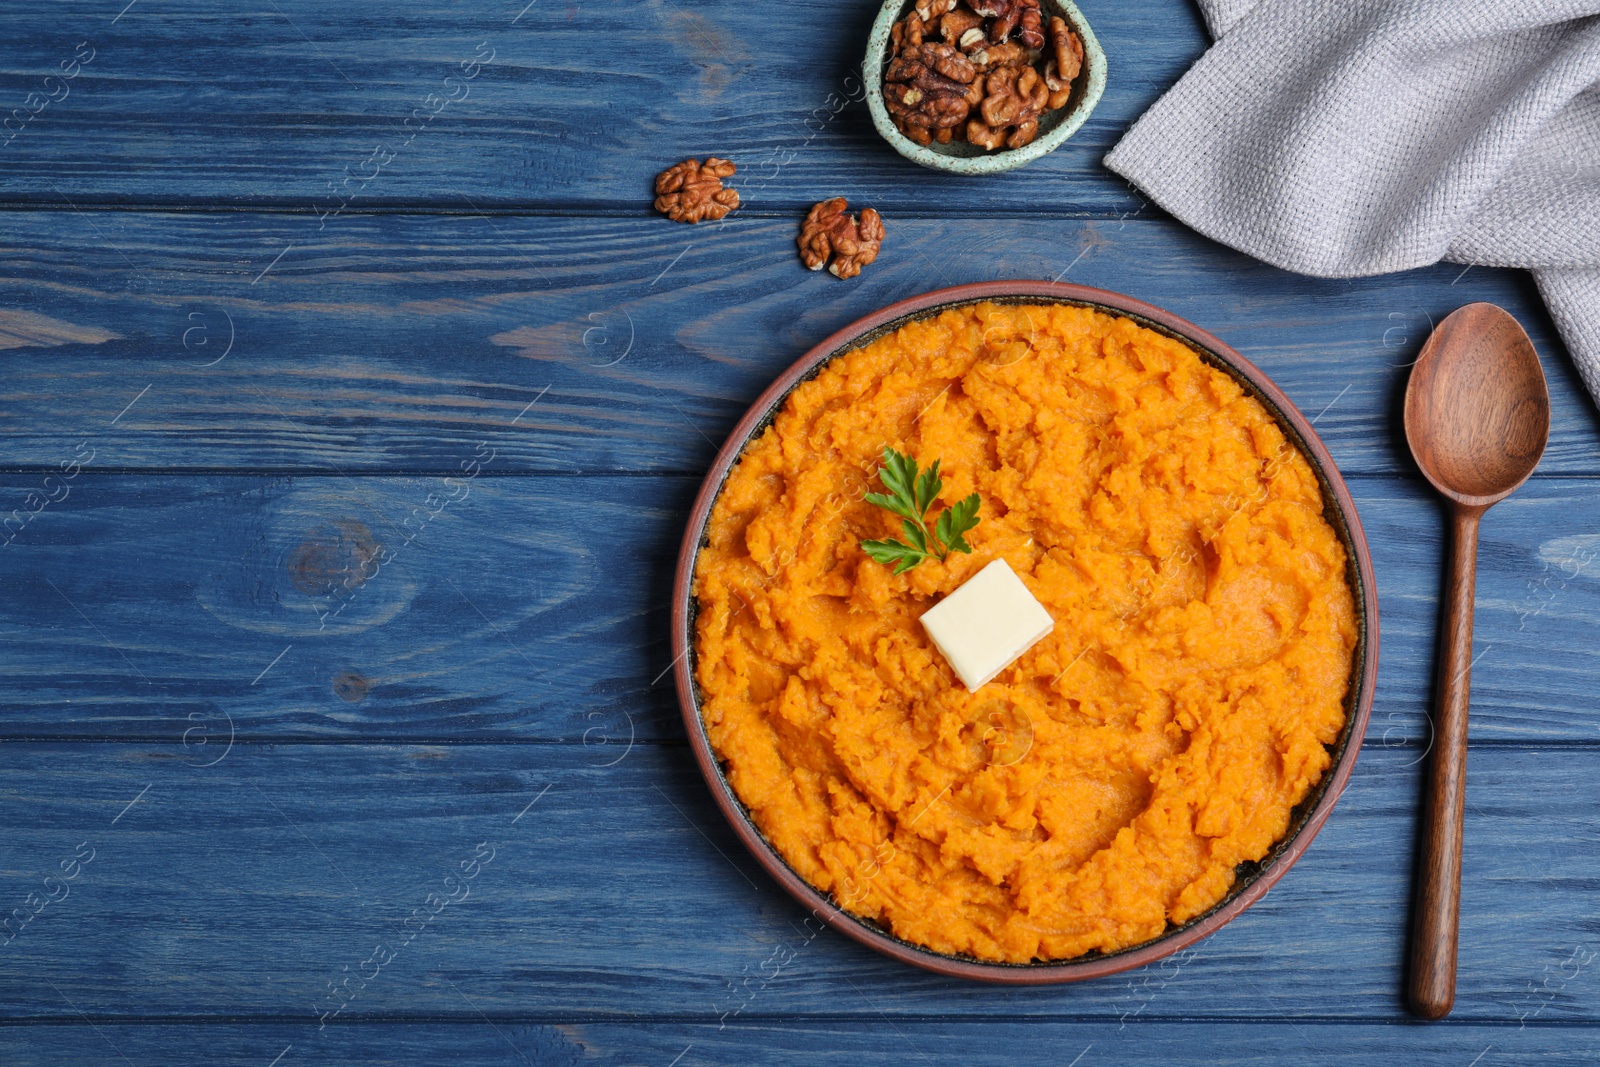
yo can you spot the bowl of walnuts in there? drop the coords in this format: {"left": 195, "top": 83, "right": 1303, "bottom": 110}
{"left": 865, "top": 0, "right": 1106, "bottom": 174}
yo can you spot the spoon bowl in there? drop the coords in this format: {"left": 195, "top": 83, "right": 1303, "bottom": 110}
{"left": 1405, "top": 303, "right": 1551, "bottom": 506}
{"left": 1403, "top": 302, "right": 1550, "bottom": 1020}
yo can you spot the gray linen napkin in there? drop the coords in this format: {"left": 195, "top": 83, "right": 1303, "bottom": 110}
{"left": 1105, "top": 0, "right": 1600, "bottom": 402}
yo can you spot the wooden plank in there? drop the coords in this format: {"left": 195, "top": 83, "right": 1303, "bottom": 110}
{"left": 0, "top": 742, "right": 1597, "bottom": 1022}
{"left": 16, "top": 0, "right": 1593, "bottom": 1053}
{"left": 4, "top": 1020, "right": 1594, "bottom": 1067}
{"left": 0, "top": 211, "right": 1592, "bottom": 475}
{"left": 1363, "top": 476, "right": 1600, "bottom": 745}
{"left": 0, "top": 473, "right": 690, "bottom": 744}
{"left": 0, "top": 0, "right": 1201, "bottom": 214}
{"left": 2, "top": 472, "right": 1599, "bottom": 744}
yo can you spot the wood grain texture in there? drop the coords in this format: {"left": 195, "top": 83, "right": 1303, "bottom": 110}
{"left": 0, "top": 0, "right": 1201, "bottom": 214}
{"left": 0, "top": 474, "right": 690, "bottom": 743}
{"left": 1404, "top": 303, "right": 1552, "bottom": 507}
{"left": 1, "top": 473, "right": 1600, "bottom": 743}
{"left": 3, "top": 0, "right": 1598, "bottom": 1055}
{"left": 1406, "top": 303, "right": 1554, "bottom": 1017}
{"left": 1409, "top": 507, "right": 1479, "bottom": 1019}
{"left": 0, "top": 743, "right": 1597, "bottom": 1023}
{"left": 3, "top": 1020, "right": 1595, "bottom": 1067}
{"left": 0, "top": 211, "right": 1593, "bottom": 475}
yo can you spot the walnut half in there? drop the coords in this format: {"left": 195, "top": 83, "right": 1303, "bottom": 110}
{"left": 653, "top": 157, "right": 740, "bottom": 224}
{"left": 969, "top": 64, "right": 1050, "bottom": 150}
{"left": 884, "top": 42, "right": 979, "bottom": 146}
{"left": 974, "top": 0, "right": 1043, "bottom": 47}
{"left": 797, "top": 198, "right": 886, "bottom": 280}
{"left": 1048, "top": 16, "right": 1083, "bottom": 84}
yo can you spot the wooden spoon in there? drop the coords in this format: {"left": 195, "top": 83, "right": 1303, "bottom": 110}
{"left": 1403, "top": 302, "right": 1550, "bottom": 1019}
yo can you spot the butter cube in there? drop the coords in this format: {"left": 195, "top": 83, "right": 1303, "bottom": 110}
{"left": 919, "top": 559, "right": 1054, "bottom": 691}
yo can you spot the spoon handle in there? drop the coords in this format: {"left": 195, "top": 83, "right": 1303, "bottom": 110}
{"left": 1410, "top": 505, "right": 1483, "bottom": 1019}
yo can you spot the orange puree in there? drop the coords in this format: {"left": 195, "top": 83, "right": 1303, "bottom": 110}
{"left": 692, "top": 301, "right": 1357, "bottom": 963}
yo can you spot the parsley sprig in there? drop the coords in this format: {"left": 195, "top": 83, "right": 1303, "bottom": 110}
{"left": 860, "top": 447, "right": 981, "bottom": 574}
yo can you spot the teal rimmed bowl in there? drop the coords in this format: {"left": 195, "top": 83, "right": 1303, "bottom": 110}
{"left": 864, "top": 0, "right": 1107, "bottom": 174}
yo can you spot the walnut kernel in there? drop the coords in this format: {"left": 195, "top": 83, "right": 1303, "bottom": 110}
{"left": 914, "top": 0, "right": 960, "bottom": 21}
{"left": 884, "top": 42, "right": 978, "bottom": 145}
{"left": 968, "top": 40, "right": 1029, "bottom": 71}
{"left": 797, "top": 198, "right": 885, "bottom": 280}
{"left": 1048, "top": 15, "right": 1084, "bottom": 83}
{"left": 653, "top": 157, "right": 740, "bottom": 224}
{"left": 969, "top": 63, "right": 1048, "bottom": 149}
{"left": 890, "top": 12, "right": 926, "bottom": 53}
{"left": 940, "top": 8, "right": 984, "bottom": 44}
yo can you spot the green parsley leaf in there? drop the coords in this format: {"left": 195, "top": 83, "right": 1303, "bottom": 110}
{"left": 862, "top": 489, "right": 918, "bottom": 523}
{"left": 859, "top": 447, "right": 982, "bottom": 573}
{"left": 934, "top": 492, "right": 981, "bottom": 555}
{"left": 914, "top": 459, "right": 942, "bottom": 517}
{"left": 861, "top": 536, "right": 927, "bottom": 575}
{"left": 900, "top": 518, "right": 929, "bottom": 553}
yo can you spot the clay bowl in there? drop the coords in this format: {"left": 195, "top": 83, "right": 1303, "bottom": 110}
{"left": 864, "top": 0, "right": 1107, "bottom": 174}
{"left": 671, "top": 280, "right": 1380, "bottom": 983}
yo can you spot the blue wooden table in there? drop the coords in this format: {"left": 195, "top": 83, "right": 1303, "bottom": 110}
{"left": 2, "top": 1, "right": 1598, "bottom": 1063}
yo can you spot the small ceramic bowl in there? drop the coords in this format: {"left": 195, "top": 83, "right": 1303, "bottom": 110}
{"left": 673, "top": 281, "right": 1380, "bottom": 983}
{"left": 865, "top": 0, "right": 1107, "bottom": 174}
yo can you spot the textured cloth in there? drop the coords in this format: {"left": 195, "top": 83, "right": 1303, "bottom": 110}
{"left": 1106, "top": 0, "right": 1600, "bottom": 402}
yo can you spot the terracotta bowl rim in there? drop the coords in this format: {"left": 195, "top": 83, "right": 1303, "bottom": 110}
{"left": 670, "top": 279, "right": 1380, "bottom": 984}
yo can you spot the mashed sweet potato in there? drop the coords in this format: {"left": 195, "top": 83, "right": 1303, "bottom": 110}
{"left": 692, "top": 301, "right": 1357, "bottom": 963}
